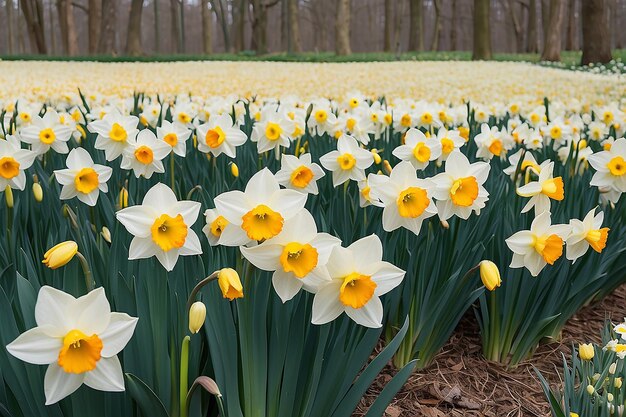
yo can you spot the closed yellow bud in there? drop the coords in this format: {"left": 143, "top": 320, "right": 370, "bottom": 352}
{"left": 570, "top": 413, "right": 579, "bottom": 417}
{"left": 218, "top": 268, "right": 243, "bottom": 300}
{"left": 371, "top": 149, "right": 382, "bottom": 164}
{"left": 579, "top": 343, "right": 595, "bottom": 361}
{"left": 479, "top": 260, "right": 501, "bottom": 291}
{"left": 42, "top": 241, "right": 78, "bottom": 269}
{"left": 32, "top": 182, "right": 43, "bottom": 202}
{"left": 382, "top": 160, "right": 392, "bottom": 175}
{"left": 608, "top": 393, "right": 614, "bottom": 402}
{"left": 101, "top": 226, "right": 112, "bottom": 243}
{"left": 231, "top": 163, "right": 239, "bottom": 178}
{"left": 609, "top": 362, "right": 617, "bottom": 374}
{"left": 615, "top": 377, "right": 623, "bottom": 389}
{"left": 118, "top": 187, "right": 129, "bottom": 209}
{"left": 586, "top": 384, "right": 595, "bottom": 395}
{"left": 188, "top": 301, "right": 207, "bottom": 334}
{"left": 5, "top": 186, "right": 13, "bottom": 208}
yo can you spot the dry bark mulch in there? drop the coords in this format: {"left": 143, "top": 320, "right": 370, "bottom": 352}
{"left": 356, "top": 284, "right": 626, "bottom": 417}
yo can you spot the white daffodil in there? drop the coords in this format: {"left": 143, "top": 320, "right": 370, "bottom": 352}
{"left": 196, "top": 114, "right": 247, "bottom": 158}
{"left": 357, "top": 178, "right": 384, "bottom": 208}
{"left": 250, "top": 108, "right": 294, "bottom": 154}
{"left": 368, "top": 161, "right": 437, "bottom": 235}
{"left": 202, "top": 207, "right": 248, "bottom": 246}
{"left": 311, "top": 234, "right": 405, "bottom": 328}
{"left": 116, "top": 183, "right": 202, "bottom": 271}
{"left": 307, "top": 103, "right": 338, "bottom": 136}
{"left": 275, "top": 153, "right": 325, "bottom": 195}
{"left": 0, "top": 135, "right": 36, "bottom": 190}
{"left": 170, "top": 101, "right": 197, "bottom": 127}
{"left": 505, "top": 210, "right": 571, "bottom": 277}
{"left": 503, "top": 149, "right": 540, "bottom": 179}
{"left": 431, "top": 151, "right": 490, "bottom": 220}
{"left": 157, "top": 120, "right": 191, "bottom": 157}
{"left": 392, "top": 128, "right": 442, "bottom": 170}
{"left": 54, "top": 148, "right": 112, "bottom": 206}
{"left": 120, "top": 129, "right": 171, "bottom": 179}
{"left": 435, "top": 127, "right": 465, "bottom": 163}
{"left": 19, "top": 109, "right": 73, "bottom": 155}
{"left": 338, "top": 111, "right": 375, "bottom": 145}
{"left": 6, "top": 286, "right": 138, "bottom": 405}
{"left": 319, "top": 134, "right": 373, "bottom": 187}
{"left": 87, "top": 110, "right": 139, "bottom": 161}
{"left": 516, "top": 160, "right": 564, "bottom": 214}
{"left": 240, "top": 210, "right": 341, "bottom": 302}
{"left": 588, "top": 137, "right": 626, "bottom": 193}
{"left": 566, "top": 208, "right": 610, "bottom": 263}
{"left": 474, "top": 123, "right": 509, "bottom": 160}
{"left": 213, "top": 168, "right": 307, "bottom": 246}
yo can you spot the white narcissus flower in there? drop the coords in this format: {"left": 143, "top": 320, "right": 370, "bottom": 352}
{"left": 6, "top": 286, "right": 138, "bottom": 405}
{"left": 503, "top": 149, "right": 540, "bottom": 179}
{"left": 19, "top": 109, "right": 73, "bottom": 155}
{"left": 307, "top": 104, "right": 338, "bottom": 136}
{"left": 311, "top": 235, "right": 405, "bottom": 328}
{"left": 588, "top": 137, "right": 626, "bottom": 193}
{"left": 120, "top": 129, "right": 171, "bottom": 179}
{"left": 368, "top": 161, "right": 437, "bottom": 235}
{"left": 157, "top": 120, "right": 191, "bottom": 157}
{"left": 87, "top": 110, "right": 139, "bottom": 161}
{"left": 474, "top": 123, "right": 508, "bottom": 161}
{"left": 116, "top": 183, "right": 202, "bottom": 271}
{"left": 392, "top": 128, "right": 442, "bottom": 170}
{"left": 431, "top": 151, "right": 490, "bottom": 220}
{"left": 275, "top": 153, "right": 325, "bottom": 195}
{"left": 214, "top": 168, "right": 307, "bottom": 246}
{"left": 240, "top": 210, "right": 341, "bottom": 302}
{"left": 196, "top": 114, "right": 247, "bottom": 158}
{"left": 435, "top": 127, "right": 465, "bottom": 163}
{"left": 0, "top": 135, "right": 36, "bottom": 190}
{"left": 505, "top": 211, "right": 571, "bottom": 277}
{"left": 319, "top": 134, "right": 373, "bottom": 187}
{"left": 250, "top": 108, "right": 294, "bottom": 154}
{"left": 566, "top": 208, "right": 610, "bottom": 263}
{"left": 54, "top": 148, "right": 113, "bottom": 207}
{"left": 202, "top": 207, "right": 248, "bottom": 246}
{"left": 516, "top": 160, "right": 564, "bottom": 214}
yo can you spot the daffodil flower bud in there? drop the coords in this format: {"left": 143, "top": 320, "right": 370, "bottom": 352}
{"left": 218, "top": 268, "right": 243, "bottom": 300}
{"left": 586, "top": 384, "right": 595, "bottom": 395}
{"left": 32, "top": 182, "right": 43, "bottom": 202}
{"left": 101, "top": 226, "right": 112, "bottom": 243}
{"left": 230, "top": 163, "right": 239, "bottom": 178}
{"left": 615, "top": 377, "right": 623, "bottom": 389}
{"left": 480, "top": 261, "right": 501, "bottom": 291}
{"left": 608, "top": 393, "right": 614, "bottom": 402}
{"left": 118, "top": 187, "right": 129, "bottom": 209}
{"left": 371, "top": 149, "right": 382, "bottom": 164}
{"left": 579, "top": 343, "right": 595, "bottom": 361}
{"left": 382, "top": 160, "right": 392, "bottom": 175}
{"left": 188, "top": 301, "right": 207, "bottom": 334}
{"left": 609, "top": 362, "right": 617, "bottom": 374}
{"left": 570, "top": 413, "right": 579, "bottom": 417}
{"left": 5, "top": 186, "right": 13, "bottom": 208}
{"left": 42, "top": 241, "right": 78, "bottom": 269}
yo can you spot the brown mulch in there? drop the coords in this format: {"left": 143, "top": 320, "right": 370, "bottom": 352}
{"left": 355, "top": 284, "right": 626, "bottom": 417}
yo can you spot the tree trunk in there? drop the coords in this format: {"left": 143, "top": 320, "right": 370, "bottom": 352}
{"left": 384, "top": 0, "right": 393, "bottom": 51}
{"left": 212, "top": 0, "right": 230, "bottom": 52}
{"left": 288, "top": 0, "right": 301, "bottom": 53}
{"left": 281, "top": 0, "right": 288, "bottom": 50}
{"left": 154, "top": 0, "right": 160, "bottom": 53}
{"left": 451, "top": 0, "right": 457, "bottom": 50}
{"left": 20, "top": 0, "right": 47, "bottom": 54}
{"left": 6, "top": 0, "right": 14, "bottom": 54}
{"left": 98, "top": 0, "right": 116, "bottom": 54}
{"left": 614, "top": 0, "right": 622, "bottom": 49}
{"left": 431, "top": 0, "right": 442, "bottom": 51}
{"left": 170, "top": 0, "right": 180, "bottom": 53}
{"left": 565, "top": 0, "right": 576, "bottom": 49}
{"left": 408, "top": 0, "right": 423, "bottom": 51}
{"left": 88, "top": 0, "right": 100, "bottom": 54}
{"left": 527, "top": 0, "right": 538, "bottom": 51}
{"left": 581, "top": 0, "right": 612, "bottom": 64}
{"left": 472, "top": 0, "right": 491, "bottom": 59}
{"left": 541, "top": 0, "right": 549, "bottom": 48}
{"left": 335, "top": 0, "right": 351, "bottom": 55}
{"left": 393, "top": 0, "right": 405, "bottom": 52}
{"left": 231, "top": 0, "right": 245, "bottom": 52}
{"left": 503, "top": 0, "right": 523, "bottom": 52}
{"left": 541, "top": 0, "right": 565, "bottom": 61}
{"left": 125, "top": 0, "right": 143, "bottom": 55}
{"left": 202, "top": 0, "right": 212, "bottom": 54}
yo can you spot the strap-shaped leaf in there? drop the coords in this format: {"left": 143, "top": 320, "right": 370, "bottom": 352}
{"left": 363, "top": 359, "right": 417, "bottom": 417}
{"left": 124, "top": 373, "right": 169, "bottom": 417}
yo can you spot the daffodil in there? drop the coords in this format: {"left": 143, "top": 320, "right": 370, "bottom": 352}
{"left": 566, "top": 207, "right": 609, "bottom": 263}
{"left": 188, "top": 301, "right": 207, "bottom": 334}
{"left": 392, "top": 128, "right": 442, "bottom": 170}
{"left": 202, "top": 207, "right": 248, "bottom": 246}
{"left": 0, "top": 134, "right": 36, "bottom": 191}
{"left": 87, "top": 110, "right": 139, "bottom": 161}
{"left": 54, "top": 148, "right": 113, "bottom": 206}
{"left": 240, "top": 210, "right": 341, "bottom": 302}
{"left": 311, "top": 235, "right": 405, "bottom": 328}
{"left": 157, "top": 120, "right": 192, "bottom": 156}
{"left": 170, "top": 100, "right": 197, "bottom": 127}
{"left": 218, "top": 268, "right": 243, "bottom": 300}
{"left": 307, "top": 102, "right": 338, "bottom": 136}
{"left": 120, "top": 129, "right": 171, "bottom": 179}
{"left": 431, "top": 151, "right": 490, "bottom": 220}
{"left": 502, "top": 149, "right": 540, "bottom": 179}
{"left": 275, "top": 153, "right": 325, "bottom": 195}
{"left": 474, "top": 124, "right": 512, "bottom": 160}
{"left": 578, "top": 343, "right": 594, "bottom": 361}
{"left": 505, "top": 211, "right": 571, "bottom": 277}
{"left": 479, "top": 260, "right": 501, "bottom": 291}
{"left": 6, "top": 286, "right": 138, "bottom": 405}
{"left": 19, "top": 109, "right": 73, "bottom": 155}
{"left": 251, "top": 107, "right": 294, "bottom": 154}
{"left": 196, "top": 114, "right": 247, "bottom": 158}
{"left": 435, "top": 127, "right": 465, "bottom": 163}
{"left": 213, "top": 168, "right": 307, "bottom": 246}
{"left": 337, "top": 111, "right": 375, "bottom": 145}
{"left": 319, "top": 134, "right": 373, "bottom": 187}
{"left": 516, "top": 160, "right": 564, "bottom": 214}
{"left": 42, "top": 241, "right": 78, "bottom": 269}
{"left": 368, "top": 161, "right": 437, "bottom": 235}
{"left": 116, "top": 182, "right": 202, "bottom": 271}
{"left": 588, "top": 137, "right": 626, "bottom": 193}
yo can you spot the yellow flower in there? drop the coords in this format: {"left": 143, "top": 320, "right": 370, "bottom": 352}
{"left": 570, "top": 413, "right": 579, "bottom": 417}
{"left": 118, "top": 186, "right": 129, "bottom": 209}
{"left": 218, "top": 268, "right": 243, "bottom": 300}
{"left": 188, "top": 301, "right": 207, "bottom": 334}
{"left": 32, "top": 182, "right": 43, "bottom": 202}
{"left": 101, "top": 226, "right": 112, "bottom": 243}
{"left": 479, "top": 261, "right": 501, "bottom": 291}
{"left": 5, "top": 186, "right": 13, "bottom": 208}
{"left": 579, "top": 343, "right": 594, "bottom": 361}
{"left": 231, "top": 162, "right": 239, "bottom": 178}
{"left": 42, "top": 241, "right": 78, "bottom": 269}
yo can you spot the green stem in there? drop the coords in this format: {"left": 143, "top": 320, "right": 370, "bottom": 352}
{"left": 170, "top": 153, "right": 175, "bottom": 191}
{"left": 180, "top": 336, "right": 190, "bottom": 417}
{"left": 186, "top": 271, "right": 220, "bottom": 314}
{"left": 216, "top": 395, "right": 226, "bottom": 417}
{"left": 75, "top": 251, "right": 94, "bottom": 291}
{"left": 488, "top": 290, "right": 499, "bottom": 362}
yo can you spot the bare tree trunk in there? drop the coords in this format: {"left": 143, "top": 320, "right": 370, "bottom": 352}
{"left": 335, "top": 0, "right": 351, "bottom": 55}
{"left": 430, "top": 0, "right": 442, "bottom": 50}
{"left": 614, "top": 0, "right": 622, "bottom": 49}
{"left": 472, "top": 0, "right": 491, "bottom": 59}
{"left": 20, "top": 0, "right": 47, "bottom": 53}
{"left": 231, "top": 0, "right": 245, "bottom": 52}
{"left": 384, "top": 0, "right": 393, "bottom": 51}
{"left": 288, "top": 0, "right": 301, "bottom": 52}
{"left": 98, "top": 0, "right": 116, "bottom": 54}
{"left": 393, "top": 0, "right": 404, "bottom": 52}
{"left": 48, "top": 0, "right": 55, "bottom": 54}
{"left": 565, "top": 0, "right": 576, "bottom": 49}
{"left": 541, "top": 0, "right": 549, "bottom": 49}
{"left": 581, "top": 0, "right": 611, "bottom": 64}
{"left": 408, "top": 0, "right": 423, "bottom": 51}
{"left": 154, "top": 0, "right": 160, "bottom": 53}
{"left": 170, "top": 0, "right": 180, "bottom": 52}
{"left": 88, "top": 0, "right": 100, "bottom": 54}
{"left": 503, "top": 0, "right": 523, "bottom": 52}
{"left": 6, "top": 0, "right": 14, "bottom": 54}
{"left": 527, "top": 0, "right": 538, "bottom": 51}
{"left": 541, "top": 0, "right": 565, "bottom": 61}
{"left": 451, "top": 0, "right": 458, "bottom": 50}
{"left": 17, "top": 0, "right": 26, "bottom": 53}
{"left": 281, "top": 0, "right": 288, "bottom": 50}
{"left": 212, "top": 0, "right": 231, "bottom": 52}
{"left": 202, "top": 0, "right": 212, "bottom": 53}
{"left": 125, "top": 0, "right": 143, "bottom": 55}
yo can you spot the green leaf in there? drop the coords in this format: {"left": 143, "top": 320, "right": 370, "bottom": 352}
{"left": 124, "top": 373, "right": 169, "bottom": 417}
{"left": 363, "top": 360, "right": 417, "bottom": 417}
